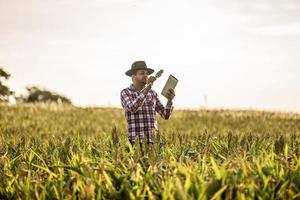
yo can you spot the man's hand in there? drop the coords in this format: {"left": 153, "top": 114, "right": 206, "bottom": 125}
{"left": 166, "top": 88, "right": 175, "bottom": 102}
{"left": 147, "top": 76, "right": 157, "bottom": 85}
{"left": 141, "top": 76, "right": 156, "bottom": 95}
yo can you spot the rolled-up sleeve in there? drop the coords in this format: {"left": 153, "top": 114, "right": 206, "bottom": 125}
{"left": 155, "top": 94, "right": 174, "bottom": 120}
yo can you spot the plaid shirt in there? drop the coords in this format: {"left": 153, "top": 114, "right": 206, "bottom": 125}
{"left": 121, "top": 84, "right": 174, "bottom": 143}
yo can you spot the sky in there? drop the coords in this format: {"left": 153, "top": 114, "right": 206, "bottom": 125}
{"left": 1, "top": 0, "right": 300, "bottom": 112}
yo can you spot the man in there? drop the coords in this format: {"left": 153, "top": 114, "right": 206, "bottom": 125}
{"left": 120, "top": 61, "right": 175, "bottom": 149}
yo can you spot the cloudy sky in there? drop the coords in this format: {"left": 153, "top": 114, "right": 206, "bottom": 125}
{"left": 1, "top": 0, "right": 300, "bottom": 112}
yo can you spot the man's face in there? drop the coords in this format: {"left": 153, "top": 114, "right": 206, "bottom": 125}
{"left": 132, "top": 69, "right": 149, "bottom": 85}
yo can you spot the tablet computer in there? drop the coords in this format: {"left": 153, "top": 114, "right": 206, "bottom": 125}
{"left": 161, "top": 74, "right": 178, "bottom": 98}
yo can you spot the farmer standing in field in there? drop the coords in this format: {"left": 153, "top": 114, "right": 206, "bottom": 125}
{"left": 120, "top": 61, "right": 175, "bottom": 150}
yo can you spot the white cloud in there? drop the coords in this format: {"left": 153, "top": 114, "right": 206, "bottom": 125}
{"left": 1, "top": 0, "right": 300, "bottom": 111}
{"left": 246, "top": 23, "right": 300, "bottom": 36}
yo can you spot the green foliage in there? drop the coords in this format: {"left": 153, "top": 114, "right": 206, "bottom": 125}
{"left": 18, "top": 86, "right": 72, "bottom": 104}
{"left": 0, "top": 104, "right": 300, "bottom": 199}
{"left": 0, "top": 68, "right": 14, "bottom": 102}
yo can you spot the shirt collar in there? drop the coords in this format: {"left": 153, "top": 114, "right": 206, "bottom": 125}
{"left": 129, "top": 84, "right": 145, "bottom": 94}
{"left": 129, "top": 84, "right": 136, "bottom": 91}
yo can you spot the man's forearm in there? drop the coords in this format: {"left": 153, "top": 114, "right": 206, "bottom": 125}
{"left": 167, "top": 100, "right": 173, "bottom": 107}
{"left": 122, "top": 92, "right": 146, "bottom": 113}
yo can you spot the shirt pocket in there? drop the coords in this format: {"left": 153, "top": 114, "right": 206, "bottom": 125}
{"left": 146, "top": 94, "right": 155, "bottom": 106}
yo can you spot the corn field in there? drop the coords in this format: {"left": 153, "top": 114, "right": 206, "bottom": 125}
{"left": 1, "top": 103, "right": 300, "bottom": 199}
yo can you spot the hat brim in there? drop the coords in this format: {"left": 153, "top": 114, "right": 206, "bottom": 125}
{"left": 125, "top": 68, "right": 154, "bottom": 76}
